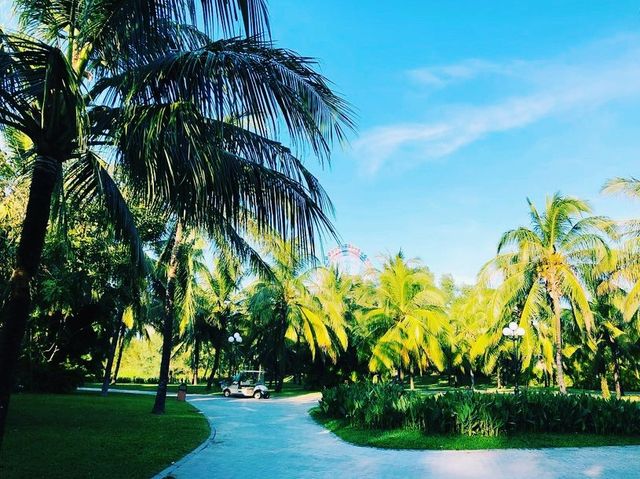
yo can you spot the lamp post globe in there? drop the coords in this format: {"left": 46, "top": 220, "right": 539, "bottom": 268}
{"left": 228, "top": 332, "right": 243, "bottom": 375}
{"left": 503, "top": 322, "right": 526, "bottom": 394}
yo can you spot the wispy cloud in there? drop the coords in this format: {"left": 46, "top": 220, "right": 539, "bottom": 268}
{"left": 0, "top": 1, "right": 14, "bottom": 28}
{"left": 407, "top": 59, "right": 516, "bottom": 87}
{"left": 355, "top": 35, "right": 640, "bottom": 175}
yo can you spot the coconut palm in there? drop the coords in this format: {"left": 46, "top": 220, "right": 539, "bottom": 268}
{"left": 178, "top": 253, "right": 245, "bottom": 389}
{"left": 483, "top": 194, "right": 613, "bottom": 393}
{"left": 247, "top": 240, "right": 347, "bottom": 391}
{"left": 448, "top": 286, "right": 494, "bottom": 388}
{"left": 365, "top": 252, "right": 448, "bottom": 389}
{"left": 602, "top": 177, "right": 640, "bottom": 320}
{"left": 0, "top": 0, "right": 353, "bottom": 438}
{"left": 578, "top": 246, "right": 640, "bottom": 398}
{"left": 206, "top": 259, "right": 246, "bottom": 387}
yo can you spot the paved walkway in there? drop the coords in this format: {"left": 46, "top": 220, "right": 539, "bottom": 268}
{"left": 153, "top": 393, "right": 640, "bottom": 479}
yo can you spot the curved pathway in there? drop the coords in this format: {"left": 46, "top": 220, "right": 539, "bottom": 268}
{"left": 154, "top": 393, "right": 640, "bottom": 479}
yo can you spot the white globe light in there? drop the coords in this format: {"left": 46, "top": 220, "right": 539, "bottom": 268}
{"left": 502, "top": 327, "right": 512, "bottom": 337}
{"left": 516, "top": 327, "right": 526, "bottom": 337}
{"left": 236, "top": 336, "right": 243, "bottom": 343}
{"left": 509, "top": 321, "right": 518, "bottom": 331}
{"left": 228, "top": 335, "right": 235, "bottom": 343}
{"left": 234, "top": 332, "right": 241, "bottom": 340}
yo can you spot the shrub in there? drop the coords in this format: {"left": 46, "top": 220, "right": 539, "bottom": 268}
{"left": 318, "top": 383, "right": 640, "bottom": 436}
{"left": 18, "top": 362, "right": 86, "bottom": 393}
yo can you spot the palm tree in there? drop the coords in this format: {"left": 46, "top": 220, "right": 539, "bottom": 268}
{"left": 192, "top": 255, "right": 245, "bottom": 389}
{"left": 483, "top": 194, "right": 613, "bottom": 393}
{"left": 364, "top": 252, "right": 448, "bottom": 389}
{"left": 172, "top": 244, "right": 244, "bottom": 388}
{"left": 448, "top": 286, "right": 494, "bottom": 388}
{"left": 580, "top": 245, "right": 640, "bottom": 398}
{"left": 0, "top": 0, "right": 353, "bottom": 438}
{"left": 247, "top": 240, "right": 347, "bottom": 391}
{"left": 602, "top": 177, "right": 640, "bottom": 320}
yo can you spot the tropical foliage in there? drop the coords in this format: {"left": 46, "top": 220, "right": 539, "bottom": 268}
{"left": 3, "top": 0, "right": 640, "bottom": 455}
{"left": 318, "top": 382, "right": 640, "bottom": 436}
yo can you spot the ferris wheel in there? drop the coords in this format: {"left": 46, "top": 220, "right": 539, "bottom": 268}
{"left": 325, "top": 243, "right": 374, "bottom": 277}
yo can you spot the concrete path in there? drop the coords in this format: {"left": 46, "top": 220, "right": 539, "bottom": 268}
{"left": 154, "top": 393, "right": 640, "bottom": 479}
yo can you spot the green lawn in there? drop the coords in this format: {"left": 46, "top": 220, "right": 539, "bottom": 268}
{"left": 0, "top": 392, "right": 210, "bottom": 479}
{"left": 85, "top": 379, "right": 316, "bottom": 398}
{"left": 310, "top": 409, "right": 640, "bottom": 450}
{"left": 84, "top": 381, "right": 218, "bottom": 395}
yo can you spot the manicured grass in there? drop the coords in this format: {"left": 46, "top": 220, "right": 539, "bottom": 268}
{"left": 273, "top": 381, "right": 318, "bottom": 398}
{"left": 85, "top": 379, "right": 317, "bottom": 398}
{"left": 310, "top": 408, "right": 640, "bottom": 450}
{"left": 85, "top": 381, "right": 218, "bottom": 395}
{"left": 0, "top": 392, "right": 210, "bottom": 479}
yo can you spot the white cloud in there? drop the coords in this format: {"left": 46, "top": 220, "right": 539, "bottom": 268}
{"left": 355, "top": 35, "right": 640, "bottom": 175}
{"left": 0, "top": 1, "right": 15, "bottom": 29}
{"left": 407, "top": 59, "right": 515, "bottom": 87}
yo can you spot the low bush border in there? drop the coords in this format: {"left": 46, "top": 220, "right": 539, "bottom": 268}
{"left": 318, "top": 382, "right": 640, "bottom": 437}
{"left": 310, "top": 408, "right": 640, "bottom": 450}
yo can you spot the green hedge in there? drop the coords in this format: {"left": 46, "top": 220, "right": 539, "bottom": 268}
{"left": 318, "top": 382, "right": 640, "bottom": 436}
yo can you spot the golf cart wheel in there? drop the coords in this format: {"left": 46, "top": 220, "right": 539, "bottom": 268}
{"left": 223, "top": 389, "right": 231, "bottom": 397}
{"left": 253, "top": 390, "right": 262, "bottom": 399}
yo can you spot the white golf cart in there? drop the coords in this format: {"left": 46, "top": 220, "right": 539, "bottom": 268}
{"left": 222, "top": 370, "right": 270, "bottom": 399}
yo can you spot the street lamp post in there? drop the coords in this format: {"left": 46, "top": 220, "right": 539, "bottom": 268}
{"left": 228, "top": 332, "right": 242, "bottom": 376}
{"left": 502, "top": 322, "right": 525, "bottom": 394}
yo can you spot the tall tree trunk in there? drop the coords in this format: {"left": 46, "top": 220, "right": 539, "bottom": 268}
{"left": 207, "top": 347, "right": 221, "bottom": 390}
{"left": 152, "top": 222, "right": 182, "bottom": 414}
{"left": 192, "top": 336, "right": 200, "bottom": 385}
{"left": 497, "top": 366, "right": 502, "bottom": 389}
{"left": 409, "top": 373, "right": 415, "bottom": 390}
{"left": 469, "top": 368, "right": 475, "bottom": 390}
{"left": 0, "top": 158, "right": 61, "bottom": 448}
{"left": 611, "top": 343, "right": 623, "bottom": 399}
{"left": 599, "top": 373, "right": 611, "bottom": 399}
{"left": 272, "top": 344, "right": 280, "bottom": 392}
{"left": 551, "top": 292, "right": 567, "bottom": 394}
{"left": 294, "top": 332, "right": 301, "bottom": 385}
{"left": 112, "top": 327, "right": 126, "bottom": 385}
{"left": 101, "top": 320, "right": 123, "bottom": 396}
{"left": 273, "top": 310, "right": 285, "bottom": 393}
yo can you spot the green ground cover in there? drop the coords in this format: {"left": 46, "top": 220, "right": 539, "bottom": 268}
{"left": 85, "top": 382, "right": 217, "bottom": 395}
{"left": 0, "top": 393, "right": 210, "bottom": 479}
{"left": 85, "top": 379, "right": 316, "bottom": 398}
{"left": 310, "top": 409, "right": 640, "bottom": 450}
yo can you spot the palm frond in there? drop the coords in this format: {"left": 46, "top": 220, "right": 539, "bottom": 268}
{"left": 65, "top": 151, "right": 145, "bottom": 272}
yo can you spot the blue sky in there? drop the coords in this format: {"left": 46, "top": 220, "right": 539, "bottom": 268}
{"left": 3, "top": 2, "right": 640, "bottom": 283}
{"left": 269, "top": 1, "right": 640, "bottom": 283}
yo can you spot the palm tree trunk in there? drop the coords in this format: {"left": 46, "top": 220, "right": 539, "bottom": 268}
{"left": 599, "top": 374, "right": 611, "bottom": 399}
{"left": 101, "top": 320, "right": 123, "bottom": 396}
{"left": 470, "top": 368, "right": 475, "bottom": 390}
{"left": 497, "top": 366, "right": 502, "bottom": 389}
{"left": 611, "top": 345, "right": 623, "bottom": 398}
{"left": 152, "top": 222, "right": 183, "bottom": 414}
{"left": 207, "top": 347, "right": 221, "bottom": 390}
{"left": 0, "top": 157, "right": 61, "bottom": 448}
{"left": 295, "top": 332, "right": 301, "bottom": 385}
{"left": 551, "top": 292, "right": 567, "bottom": 394}
{"left": 273, "top": 309, "right": 286, "bottom": 393}
{"left": 112, "top": 328, "right": 126, "bottom": 385}
{"left": 192, "top": 336, "right": 200, "bottom": 385}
